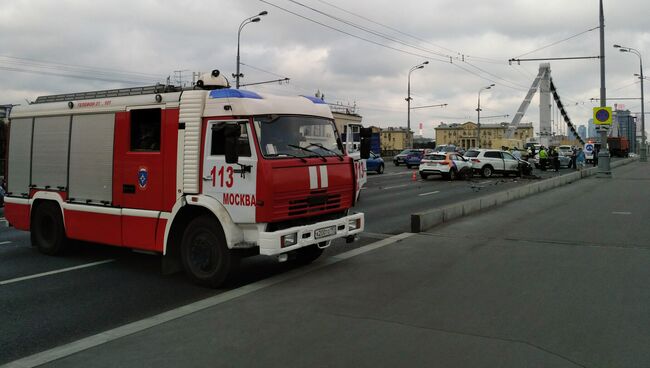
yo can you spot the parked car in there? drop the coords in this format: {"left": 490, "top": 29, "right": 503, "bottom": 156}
{"left": 531, "top": 153, "right": 571, "bottom": 169}
{"left": 365, "top": 152, "right": 385, "bottom": 174}
{"left": 404, "top": 150, "right": 426, "bottom": 168}
{"left": 419, "top": 152, "right": 473, "bottom": 180}
{"left": 434, "top": 144, "right": 465, "bottom": 155}
{"left": 393, "top": 149, "right": 423, "bottom": 166}
{"left": 464, "top": 149, "right": 521, "bottom": 178}
{"left": 557, "top": 145, "right": 573, "bottom": 157}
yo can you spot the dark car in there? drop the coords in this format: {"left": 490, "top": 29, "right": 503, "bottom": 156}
{"left": 393, "top": 149, "right": 423, "bottom": 166}
{"left": 365, "top": 152, "right": 385, "bottom": 174}
{"left": 404, "top": 150, "right": 425, "bottom": 168}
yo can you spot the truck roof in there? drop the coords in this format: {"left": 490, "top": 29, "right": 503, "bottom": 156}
{"left": 10, "top": 88, "right": 333, "bottom": 120}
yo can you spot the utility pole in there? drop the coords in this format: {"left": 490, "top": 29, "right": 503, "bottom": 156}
{"left": 597, "top": 0, "right": 611, "bottom": 177}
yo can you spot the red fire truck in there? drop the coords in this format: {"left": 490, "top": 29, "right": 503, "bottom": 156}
{"left": 4, "top": 70, "right": 367, "bottom": 287}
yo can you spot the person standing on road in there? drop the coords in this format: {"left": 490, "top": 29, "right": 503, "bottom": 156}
{"left": 551, "top": 147, "right": 560, "bottom": 172}
{"left": 570, "top": 147, "right": 577, "bottom": 169}
{"left": 512, "top": 147, "right": 521, "bottom": 160}
{"left": 538, "top": 146, "right": 548, "bottom": 171}
{"left": 576, "top": 148, "right": 586, "bottom": 171}
{"left": 593, "top": 146, "right": 599, "bottom": 167}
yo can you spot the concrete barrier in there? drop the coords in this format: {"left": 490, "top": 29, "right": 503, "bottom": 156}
{"left": 411, "top": 157, "right": 639, "bottom": 233}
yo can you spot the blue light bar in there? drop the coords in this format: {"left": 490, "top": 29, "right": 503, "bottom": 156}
{"left": 209, "top": 89, "right": 263, "bottom": 99}
{"left": 300, "top": 95, "right": 327, "bottom": 104}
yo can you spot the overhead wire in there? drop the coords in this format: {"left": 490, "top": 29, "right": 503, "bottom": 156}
{"left": 260, "top": 0, "right": 597, "bottom": 123}
{"left": 0, "top": 66, "right": 155, "bottom": 84}
{"left": 258, "top": 0, "right": 451, "bottom": 64}
{"left": 240, "top": 62, "right": 289, "bottom": 79}
{"left": 286, "top": 0, "right": 452, "bottom": 59}
{"left": 313, "top": 0, "right": 461, "bottom": 56}
{"left": 513, "top": 25, "right": 600, "bottom": 58}
{"left": 0, "top": 55, "right": 163, "bottom": 81}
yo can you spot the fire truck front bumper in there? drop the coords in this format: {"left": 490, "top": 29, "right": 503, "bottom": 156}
{"left": 258, "top": 212, "right": 364, "bottom": 256}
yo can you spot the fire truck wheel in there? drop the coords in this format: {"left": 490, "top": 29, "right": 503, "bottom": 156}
{"left": 181, "top": 216, "right": 238, "bottom": 288}
{"left": 294, "top": 244, "right": 324, "bottom": 265}
{"left": 31, "top": 201, "right": 68, "bottom": 256}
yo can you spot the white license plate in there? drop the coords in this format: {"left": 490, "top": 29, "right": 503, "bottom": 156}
{"left": 314, "top": 225, "right": 337, "bottom": 239}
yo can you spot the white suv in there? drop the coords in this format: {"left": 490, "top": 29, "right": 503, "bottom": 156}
{"left": 419, "top": 152, "right": 472, "bottom": 180}
{"left": 464, "top": 149, "right": 521, "bottom": 178}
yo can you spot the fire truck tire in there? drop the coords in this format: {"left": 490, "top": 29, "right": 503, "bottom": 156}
{"left": 31, "top": 201, "right": 68, "bottom": 256}
{"left": 294, "top": 244, "right": 324, "bottom": 265}
{"left": 181, "top": 216, "right": 238, "bottom": 288}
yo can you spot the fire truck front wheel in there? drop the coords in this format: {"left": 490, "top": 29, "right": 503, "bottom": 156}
{"left": 181, "top": 216, "right": 239, "bottom": 288}
{"left": 31, "top": 201, "right": 68, "bottom": 256}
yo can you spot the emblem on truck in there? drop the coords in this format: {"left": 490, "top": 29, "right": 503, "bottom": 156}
{"left": 138, "top": 167, "right": 149, "bottom": 190}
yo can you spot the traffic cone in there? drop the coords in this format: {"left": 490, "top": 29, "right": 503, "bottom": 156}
{"left": 412, "top": 171, "right": 417, "bottom": 181}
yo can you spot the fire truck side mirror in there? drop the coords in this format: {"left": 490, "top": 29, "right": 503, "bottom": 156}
{"left": 360, "top": 127, "right": 372, "bottom": 159}
{"left": 223, "top": 123, "right": 241, "bottom": 164}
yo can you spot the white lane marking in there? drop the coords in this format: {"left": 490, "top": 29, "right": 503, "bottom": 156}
{"left": 419, "top": 191, "right": 440, "bottom": 196}
{"left": 611, "top": 211, "right": 631, "bottom": 215}
{"left": 0, "top": 241, "right": 12, "bottom": 245}
{"left": 0, "top": 259, "right": 115, "bottom": 286}
{"left": 477, "top": 181, "right": 492, "bottom": 185}
{"left": 4, "top": 233, "right": 414, "bottom": 368}
{"left": 382, "top": 184, "right": 408, "bottom": 190}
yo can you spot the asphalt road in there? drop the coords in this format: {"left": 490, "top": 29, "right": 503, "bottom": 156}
{"left": 359, "top": 161, "right": 582, "bottom": 234}
{"left": 0, "top": 159, "right": 597, "bottom": 364}
{"left": 33, "top": 161, "right": 650, "bottom": 368}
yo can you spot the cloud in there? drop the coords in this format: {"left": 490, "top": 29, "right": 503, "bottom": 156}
{"left": 1, "top": 0, "right": 649, "bottom": 138}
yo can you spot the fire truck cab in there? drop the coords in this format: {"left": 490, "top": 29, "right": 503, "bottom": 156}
{"left": 4, "top": 70, "right": 366, "bottom": 287}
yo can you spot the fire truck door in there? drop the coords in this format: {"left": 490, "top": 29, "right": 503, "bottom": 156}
{"left": 202, "top": 120, "right": 257, "bottom": 223}
{"left": 114, "top": 108, "right": 165, "bottom": 211}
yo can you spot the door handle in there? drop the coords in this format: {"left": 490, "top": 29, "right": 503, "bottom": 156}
{"left": 202, "top": 175, "right": 213, "bottom": 181}
{"left": 123, "top": 184, "right": 136, "bottom": 194}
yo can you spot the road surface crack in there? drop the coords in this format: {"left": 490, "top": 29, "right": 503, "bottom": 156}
{"left": 322, "top": 311, "right": 588, "bottom": 368}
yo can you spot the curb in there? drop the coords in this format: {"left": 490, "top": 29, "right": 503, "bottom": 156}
{"left": 411, "top": 157, "right": 639, "bottom": 233}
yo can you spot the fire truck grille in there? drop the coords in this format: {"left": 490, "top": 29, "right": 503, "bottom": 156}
{"left": 287, "top": 193, "right": 341, "bottom": 216}
{"left": 273, "top": 188, "right": 350, "bottom": 219}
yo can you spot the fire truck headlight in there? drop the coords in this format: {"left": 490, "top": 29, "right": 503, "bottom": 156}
{"left": 281, "top": 233, "right": 298, "bottom": 248}
{"left": 348, "top": 218, "right": 361, "bottom": 231}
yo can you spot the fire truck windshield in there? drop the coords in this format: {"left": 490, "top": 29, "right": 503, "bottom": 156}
{"left": 255, "top": 116, "right": 343, "bottom": 159}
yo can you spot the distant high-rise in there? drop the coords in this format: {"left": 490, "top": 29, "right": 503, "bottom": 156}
{"left": 613, "top": 109, "right": 637, "bottom": 153}
{"left": 578, "top": 125, "right": 587, "bottom": 140}
{"left": 587, "top": 119, "right": 597, "bottom": 138}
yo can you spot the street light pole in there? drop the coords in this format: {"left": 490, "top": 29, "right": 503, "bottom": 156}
{"left": 235, "top": 11, "right": 268, "bottom": 89}
{"left": 614, "top": 44, "right": 646, "bottom": 162}
{"left": 476, "top": 84, "right": 495, "bottom": 148}
{"left": 597, "top": 0, "right": 611, "bottom": 177}
{"left": 406, "top": 61, "right": 428, "bottom": 147}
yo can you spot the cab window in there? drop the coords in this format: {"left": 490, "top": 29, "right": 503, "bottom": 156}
{"left": 210, "top": 122, "right": 251, "bottom": 157}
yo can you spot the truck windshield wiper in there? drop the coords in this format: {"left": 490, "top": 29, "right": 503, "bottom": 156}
{"left": 287, "top": 144, "right": 327, "bottom": 162}
{"left": 266, "top": 152, "right": 307, "bottom": 163}
{"left": 306, "top": 143, "right": 344, "bottom": 161}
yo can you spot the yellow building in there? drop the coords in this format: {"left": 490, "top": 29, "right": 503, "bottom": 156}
{"left": 435, "top": 122, "right": 533, "bottom": 149}
{"left": 380, "top": 127, "right": 413, "bottom": 154}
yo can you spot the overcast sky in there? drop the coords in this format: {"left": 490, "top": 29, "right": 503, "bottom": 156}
{"left": 1, "top": 0, "right": 648, "bottom": 138}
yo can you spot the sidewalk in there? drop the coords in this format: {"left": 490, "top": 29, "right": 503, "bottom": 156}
{"left": 11, "top": 162, "right": 650, "bottom": 368}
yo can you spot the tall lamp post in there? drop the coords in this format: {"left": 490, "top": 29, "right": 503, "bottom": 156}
{"left": 476, "top": 84, "right": 495, "bottom": 148}
{"left": 406, "top": 61, "right": 428, "bottom": 147}
{"left": 614, "top": 44, "right": 646, "bottom": 162}
{"left": 235, "top": 11, "right": 268, "bottom": 89}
